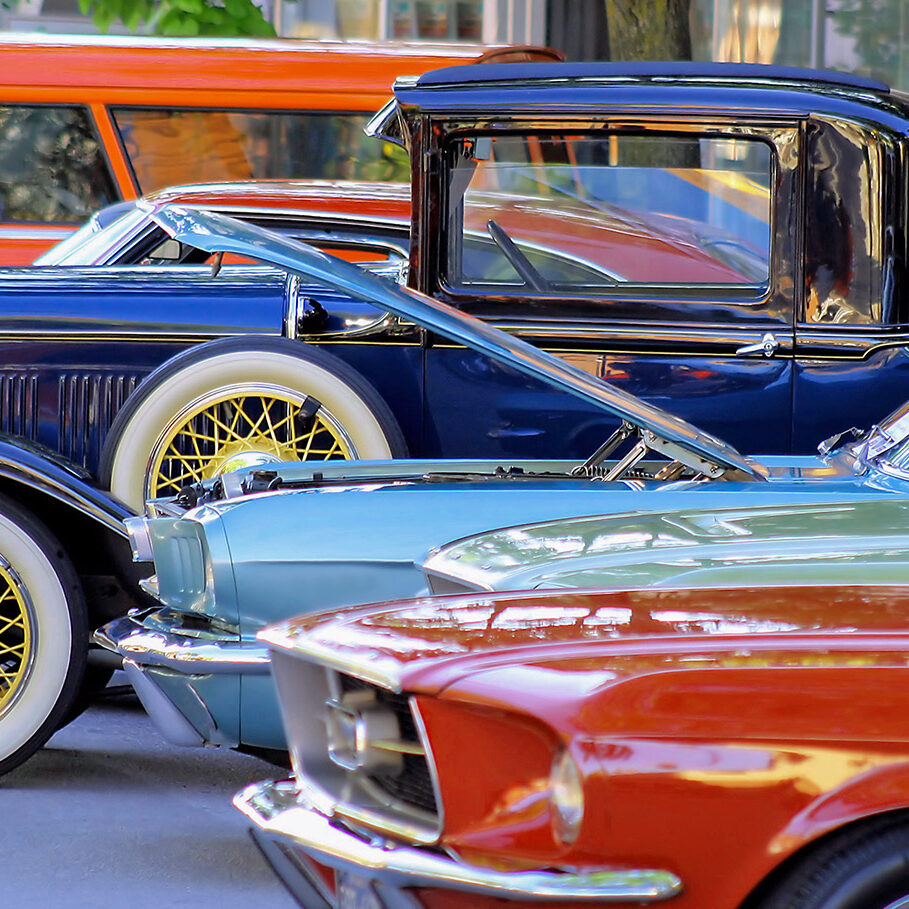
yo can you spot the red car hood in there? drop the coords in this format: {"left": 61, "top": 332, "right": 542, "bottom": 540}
{"left": 260, "top": 584, "right": 909, "bottom": 696}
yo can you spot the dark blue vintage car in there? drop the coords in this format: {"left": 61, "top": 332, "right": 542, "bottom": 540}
{"left": 8, "top": 62, "right": 909, "bottom": 518}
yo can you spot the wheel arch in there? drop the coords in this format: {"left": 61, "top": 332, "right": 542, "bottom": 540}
{"left": 741, "top": 805, "right": 909, "bottom": 908}
{"left": 0, "top": 438, "right": 138, "bottom": 627}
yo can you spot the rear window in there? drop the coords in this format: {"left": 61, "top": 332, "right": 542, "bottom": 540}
{"left": 0, "top": 105, "right": 118, "bottom": 223}
{"left": 111, "top": 108, "right": 409, "bottom": 191}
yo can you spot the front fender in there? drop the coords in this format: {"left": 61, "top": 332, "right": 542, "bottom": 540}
{"left": 0, "top": 434, "right": 132, "bottom": 535}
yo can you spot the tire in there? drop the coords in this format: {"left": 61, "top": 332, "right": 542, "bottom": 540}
{"left": 55, "top": 659, "right": 114, "bottom": 731}
{"left": 0, "top": 496, "right": 86, "bottom": 775}
{"left": 99, "top": 337, "right": 408, "bottom": 512}
{"left": 758, "top": 816, "right": 909, "bottom": 909}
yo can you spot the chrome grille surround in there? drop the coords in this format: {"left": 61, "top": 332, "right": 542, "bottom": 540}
{"left": 268, "top": 648, "right": 443, "bottom": 845}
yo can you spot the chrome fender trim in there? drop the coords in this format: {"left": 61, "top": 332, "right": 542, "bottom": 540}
{"left": 235, "top": 780, "right": 683, "bottom": 903}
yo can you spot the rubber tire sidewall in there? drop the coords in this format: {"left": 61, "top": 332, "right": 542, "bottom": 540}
{"left": 0, "top": 496, "right": 86, "bottom": 775}
{"left": 758, "top": 818, "right": 909, "bottom": 909}
{"left": 99, "top": 337, "right": 407, "bottom": 512}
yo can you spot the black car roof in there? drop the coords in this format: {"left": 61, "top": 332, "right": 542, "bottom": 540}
{"left": 411, "top": 61, "right": 890, "bottom": 93}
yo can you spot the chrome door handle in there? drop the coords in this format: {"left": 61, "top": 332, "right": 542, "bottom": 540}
{"left": 736, "top": 332, "right": 779, "bottom": 358}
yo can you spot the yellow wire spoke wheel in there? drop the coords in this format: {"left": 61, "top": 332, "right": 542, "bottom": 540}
{"left": 0, "top": 560, "right": 32, "bottom": 718}
{"left": 100, "top": 338, "right": 407, "bottom": 512}
{"left": 147, "top": 384, "right": 355, "bottom": 499}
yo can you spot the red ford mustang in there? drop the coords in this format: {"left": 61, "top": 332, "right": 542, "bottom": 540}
{"left": 238, "top": 583, "right": 909, "bottom": 909}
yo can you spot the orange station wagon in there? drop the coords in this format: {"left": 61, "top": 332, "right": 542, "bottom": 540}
{"left": 0, "top": 34, "right": 490, "bottom": 263}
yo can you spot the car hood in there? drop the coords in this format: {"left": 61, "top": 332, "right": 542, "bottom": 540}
{"left": 259, "top": 582, "right": 909, "bottom": 696}
{"left": 422, "top": 497, "right": 909, "bottom": 593}
{"left": 152, "top": 204, "right": 760, "bottom": 479}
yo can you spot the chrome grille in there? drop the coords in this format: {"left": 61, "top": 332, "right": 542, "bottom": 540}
{"left": 337, "top": 674, "right": 439, "bottom": 816}
{"left": 267, "top": 649, "right": 442, "bottom": 844}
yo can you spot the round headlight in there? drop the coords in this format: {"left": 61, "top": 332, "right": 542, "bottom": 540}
{"left": 550, "top": 748, "right": 584, "bottom": 846}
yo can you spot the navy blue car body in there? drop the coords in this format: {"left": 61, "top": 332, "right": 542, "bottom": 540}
{"left": 9, "top": 63, "right": 909, "bottom": 514}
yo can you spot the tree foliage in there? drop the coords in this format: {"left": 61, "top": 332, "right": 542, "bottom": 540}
{"left": 830, "top": 0, "right": 908, "bottom": 86}
{"left": 76, "top": 0, "right": 278, "bottom": 37}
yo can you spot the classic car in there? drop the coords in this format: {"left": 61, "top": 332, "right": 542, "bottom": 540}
{"left": 1, "top": 60, "right": 907, "bottom": 515}
{"left": 96, "top": 207, "right": 909, "bottom": 759}
{"left": 0, "top": 32, "right": 491, "bottom": 262}
{"left": 237, "top": 582, "right": 909, "bottom": 909}
{"left": 3, "top": 191, "right": 794, "bottom": 777}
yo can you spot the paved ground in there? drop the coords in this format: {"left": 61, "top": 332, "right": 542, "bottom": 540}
{"left": 0, "top": 678, "right": 296, "bottom": 909}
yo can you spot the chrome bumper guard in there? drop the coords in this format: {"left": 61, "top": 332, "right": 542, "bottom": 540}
{"left": 235, "top": 780, "right": 683, "bottom": 904}
{"left": 93, "top": 612, "right": 271, "bottom": 674}
{"left": 94, "top": 611, "right": 270, "bottom": 747}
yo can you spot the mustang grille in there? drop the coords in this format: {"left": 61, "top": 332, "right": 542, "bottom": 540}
{"left": 336, "top": 673, "right": 439, "bottom": 819}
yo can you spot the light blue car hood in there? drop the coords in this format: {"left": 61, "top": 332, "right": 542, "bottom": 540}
{"left": 152, "top": 205, "right": 760, "bottom": 479}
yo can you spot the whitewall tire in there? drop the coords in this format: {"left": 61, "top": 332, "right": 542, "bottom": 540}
{"left": 0, "top": 496, "right": 86, "bottom": 775}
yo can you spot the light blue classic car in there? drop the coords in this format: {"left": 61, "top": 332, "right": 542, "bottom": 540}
{"left": 95, "top": 206, "right": 909, "bottom": 756}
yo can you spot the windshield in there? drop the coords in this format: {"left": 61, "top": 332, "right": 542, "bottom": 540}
{"left": 36, "top": 205, "right": 146, "bottom": 266}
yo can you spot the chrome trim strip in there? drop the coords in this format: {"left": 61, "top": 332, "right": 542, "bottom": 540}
{"left": 95, "top": 614, "right": 270, "bottom": 674}
{"left": 0, "top": 330, "right": 271, "bottom": 342}
{"left": 489, "top": 322, "right": 792, "bottom": 347}
{"left": 124, "top": 516, "right": 154, "bottom": 562}
{"left": 235, "top": 780, "right": 683, "bottom": 903}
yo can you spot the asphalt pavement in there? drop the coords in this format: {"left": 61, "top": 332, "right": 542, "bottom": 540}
{"left": 0, "top": 677, "right": 296, "bottom": 908}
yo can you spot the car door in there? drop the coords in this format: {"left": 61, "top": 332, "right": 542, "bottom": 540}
{"left": 793, "top": 116, "right": 909, "bottom": 450}
{"left": 423, "top": 121, "right": 798, "bottom": 458}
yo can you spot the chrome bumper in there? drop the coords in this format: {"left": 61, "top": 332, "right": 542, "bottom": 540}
{"left": 94, "top": 611, "right": 270, "bottom": 747}
{"left": 235, "top": 780, "right": 683, "bottom": 904}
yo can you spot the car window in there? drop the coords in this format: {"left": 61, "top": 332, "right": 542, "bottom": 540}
{"left": 111, "top": 108, "right": 410, "bottom": 192}
{"left": 0, "top": 105, "right": 118, "bottom": 224}
{"left": 444, "top": 132, "right": 772, "bottom": 295}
